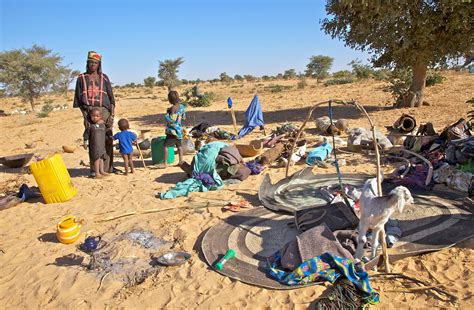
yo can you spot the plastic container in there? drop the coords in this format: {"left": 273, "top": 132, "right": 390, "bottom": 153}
{"left": 151, "top": 137, "right": 175, "bottom": 164}
{"left": 29, "top": 154, "right": 77, "bottom": 204}
{"left": 56, "top": 215, "right": 81, "bottom": 244}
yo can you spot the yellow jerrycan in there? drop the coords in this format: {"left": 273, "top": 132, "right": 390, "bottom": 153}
{"left": 56, "top": 215, "right": 82, "bottom": 244}
{"left": 30, "top": 154, "right": 77, "bottom": 204}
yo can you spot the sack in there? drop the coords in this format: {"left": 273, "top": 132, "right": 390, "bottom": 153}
{"left": 182, "top": 138, "right": 195, "bottom": 154}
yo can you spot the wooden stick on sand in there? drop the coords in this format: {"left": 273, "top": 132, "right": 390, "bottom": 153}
{"left": 136, "top": 142, "right": 147, "bottom": 169}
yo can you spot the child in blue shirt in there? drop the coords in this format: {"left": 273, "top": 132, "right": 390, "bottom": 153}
{"left": 113, "top": 119, "right": 137, "bottom": 175}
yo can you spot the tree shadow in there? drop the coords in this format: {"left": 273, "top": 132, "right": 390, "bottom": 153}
{"left": 129, "top": 104, "right": 384, "bottom": 128}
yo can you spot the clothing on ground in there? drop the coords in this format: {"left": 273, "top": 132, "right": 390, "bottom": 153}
{"left": 160, "top": 142, "right": 227, "bottom": 199}
{"left": 238, "top": 95, "right": 264, "bottom": 139}
{"left": 113, "top": 130, "right": 137, "bottom": 155}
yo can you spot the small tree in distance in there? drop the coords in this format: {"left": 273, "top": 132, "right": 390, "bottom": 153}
{"left": 219, "top": 72, "right": 232, "bottom": 84}
{"left": 144, "top": 76, "right": 156, "bottom": 88}
{"left": 54, "top": 67, "right": 80, "bottom": 98}
{"left": 234, "top": 74, "right": 244, "bottom": 82}
{"left": 305, "top": 55, "right": 334, "bottom": 82}
{"left": 0, "top": 45, "right": 64, "bottom": 110}
{"left": 158, "top": 57, "right": 184, "bottom": 90}
{"left": 283, "top": 69, "right": 297, "bottom": 80}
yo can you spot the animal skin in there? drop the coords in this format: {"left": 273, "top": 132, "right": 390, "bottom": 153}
{"left": 355, "top": 178, "right": 414, "bottom": 260}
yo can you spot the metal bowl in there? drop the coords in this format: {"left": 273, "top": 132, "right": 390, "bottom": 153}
{"left": 155, "top": 251, "right": 191, "bottom": 266}
{"left": 0, "top": 153, "right": 34, "bottom": 168}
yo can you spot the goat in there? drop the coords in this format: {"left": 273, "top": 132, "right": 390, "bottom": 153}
{"left": 355, "top": 178, "right": 414, "bottom": 260}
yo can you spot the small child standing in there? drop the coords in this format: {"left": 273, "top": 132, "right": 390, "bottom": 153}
{"left": 84, "top": 108, "right": 108, "bottom": 178}
{"left": 113, "top": 118, "right": 137, "bottom": 175}
{"left": 161, "top": 90, "right": 186, "bottom": 168}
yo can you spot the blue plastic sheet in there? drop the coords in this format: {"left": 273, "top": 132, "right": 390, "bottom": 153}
{"left": 237, "top": 95, "right": 265, "bottom": 139}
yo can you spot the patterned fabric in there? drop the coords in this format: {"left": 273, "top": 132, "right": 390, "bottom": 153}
{"left": 73, "top": 73, "right": 115, "bottom": 109}
{"left": 267, "top": 252, "right": 379, "bottom": 305}
{"left": 165, "top": 104, "right": 186, "bottom": 139}
{"left": 88, "top": 51, "right": 102, "bottom": 61}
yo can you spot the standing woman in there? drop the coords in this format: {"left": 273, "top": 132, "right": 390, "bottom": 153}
{"left": 73, "top": 51, "right": 116, "bottom": 174}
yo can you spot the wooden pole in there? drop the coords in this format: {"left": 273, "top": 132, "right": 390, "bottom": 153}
{"left": 136, "top": 142, "right": 147, "bottom": 169}
{"left": 230, "top": 107, "right": 238, "bottom": 137}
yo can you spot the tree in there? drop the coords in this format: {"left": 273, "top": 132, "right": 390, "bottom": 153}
{"left": 305, "top": 55, "right": 333, "bottom": 81}
{"left": 243, "top": 75, "right": 256, "bottom": 82}
{"left": 283, "top": 69, "right": 297, "bottom": 80}
{"left": 0, "top": 45, "right": 64, "bottom": 110}
{"left": 349, "top": 59, "right": 373, "bottom": 79}
{"left": 54, "top": 67, "right": 80, "bottom": 98}
{"left": 234, "top": 74, "right": 244, "bottom": 82}
{"left": 219, "top": 72, "right": 232, "bottom": 83}
{"left": 322, "top": 1, "right": 472, "bottom": 108}
{"left": 143, "top": 76, "right": 156, "bottom": 88}
{"left": 158, "top": 57, "right": 184, "bottom": 90}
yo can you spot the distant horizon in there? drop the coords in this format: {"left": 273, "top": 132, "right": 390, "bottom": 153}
{"left": 1, "top": 0, "right": 372, "bottom": 85}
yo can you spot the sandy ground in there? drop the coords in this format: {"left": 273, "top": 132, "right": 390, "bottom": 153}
{"left": 0, "top": 72, "right": 473, "bottom": 309}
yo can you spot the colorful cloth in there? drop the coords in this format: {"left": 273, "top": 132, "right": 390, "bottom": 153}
{"left": 165, "top": 104, "right": 186, "bottom": 139}
{"left": 113, "top": 130, "right": 137, "bottom": 155}
{"left": 73, "top": 73, "right": 115, "bottom": 109}
{"left": 238, "top": 95, "right": 265, "bottom": 138}
{"left": 267, "top": 252, "right": 379, "bottom": 305}
{"left": 88, "top": 51, "right": 102, "bottom": 61}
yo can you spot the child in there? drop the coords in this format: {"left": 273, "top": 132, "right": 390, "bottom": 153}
{"left": 84, "top": 108, "right": 108, "bottom": 178}
{"left": 161, "top": 90, "right": 186, "bottom": 168}
{"left": 113, "top": 118, "right": 137, "bottom": 175}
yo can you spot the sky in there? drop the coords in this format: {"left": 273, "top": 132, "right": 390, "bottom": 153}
{"left": 0, "top": 0, "right": 370, "bottom": 85}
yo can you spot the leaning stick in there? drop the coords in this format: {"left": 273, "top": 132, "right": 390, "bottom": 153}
{"left": 387, "top": 147, "right": 433, "bottom": 186}
{"left": 136, "top": 142, "right": 147, "bottom": 169}
{"left": 230, "top": 107, "right": 238, "bottom": 137}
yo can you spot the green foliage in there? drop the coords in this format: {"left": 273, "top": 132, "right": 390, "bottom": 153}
{"left": 265, "top": 84, "right": 292, "bottom": 93}
{"left": 243, "top": 75, "right": 256, "bottom": 82}
{"left": 297, "top": 78, "right": 307, "bottom": 89}
{"left": 37, "top": 103, "right": 54, "bottom": 118}
{"left": 372, "top": 68, "right": 392, "bottom": 81}
{"left": 261, "top": 75, "right": 271, "bottom": 81}
{"left": 305, "top": 55, "right": 334, "bottom": 80}
{"left": 158, "top": 57, "right": 184, "bottom": 90}
{"left": 283, "top": 69, "right": 297, "bottom": 80}
{"left": 323, "top": 77, "right": 355, "bottom": 87}
{"left": 219, "top": 72, "right": 232, "bottom": 83}
{"left": 425, "top": 71, "right": 446, "bottom": 87}
{"left": 322, "top": 1, "right": 472, "bottom": 107}
{"left": 53, "top": 67, "right": 80, "bottom": 98}
{"left": 349, "top": 59, "right": 373, "bottom": 79}
{"left": 143, "top": 76, "right": 156, "bottom": 88}
{"left": 0, "top": 45, "right": 65, "bottom": 110}
{"left": 182, "top": 86, "right": 214, "bottom": 107}
{"left": 233, "top": 74, "right": 244, "bottom": 81}
{"left": 332, "top": 70, "right": 353, "bottom": 78}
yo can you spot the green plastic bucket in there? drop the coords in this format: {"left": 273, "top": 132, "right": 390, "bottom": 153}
{"left": 151, "top": 137, "right": 175, "bottom": 164}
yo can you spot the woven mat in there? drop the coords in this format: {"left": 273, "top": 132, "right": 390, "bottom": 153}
{"left": 201, "top": 170, "right": 474, "bottom": 289}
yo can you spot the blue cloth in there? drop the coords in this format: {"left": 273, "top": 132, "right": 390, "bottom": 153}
{"left": 113, "top": 130, "right": 137, "bottom": 155}
{"left": 227, "top": 97, "right": 233, "bottom": 109}
{"left": 306, "top": 142, "right": 333, "bottom": 165}
{"left": 165, "top": 104, "right": 186, "bottom": 139}
{"left": 238, "top": 95, "right": 264, "bottom": 139}
{"left": 160, "top": 142, "right": 227, "bottom": 199}
{"left": 267, "top": 252, "right": 379, "bottom": 305}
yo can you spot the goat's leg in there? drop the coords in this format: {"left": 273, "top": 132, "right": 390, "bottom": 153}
{"left": 355, "top": 225, "right": 368, "bottom": 259}
{"left": 380, "top": 228, "right": 391, "bottom": 272}
{"left": 371, "top": 228, "right": 381, "bottom": 259}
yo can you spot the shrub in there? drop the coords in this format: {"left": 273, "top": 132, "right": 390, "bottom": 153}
{"left": 182, "top": 86, "right": 214, "bottom": 107}
{"left": 332, "top": 70, "right": 353, "bottom": 78}
{"left": 425, "top": 71, "right": 446, "bottom": 87}
{"left": 372, "top": 68, "right": 391, "bottom": 81}
{"left": 323, "top": 77, "right": 355, "bottom": 86}
{"left": 297, "top": 78, "right": 307, "bottom": 89}
{"left": 265, "top": 84, "right": 292, "bottom": 93}
{"left": 37, "top": 103, "right": 54, "bottom": 118}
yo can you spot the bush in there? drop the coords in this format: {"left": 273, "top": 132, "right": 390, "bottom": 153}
{"left": 425, "top": 71, "right": 446, "bottom": 87}
{"left": 372, "top": 68, "right": 391, "bottom": 81}
{"left": 182, "top": 86, "right": 214, "bottom": 107}
{"left": 332, "top": 70, "right": 353, "bottom": 78}
{"left": 37, "top": 103, "right": 54, "bottom": 118}
{"left": 323, "top": 77, "right": 355, "bottom": 86}
{"left": 265, "top": 84, "right": 292, "bottom": 93}
{"left": 297, "top": 78, "right": 307, "bottom": 89}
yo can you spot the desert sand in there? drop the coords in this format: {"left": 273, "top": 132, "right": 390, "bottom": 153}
{"left": 0, "top": 72, "right": 473, "bottom": 309}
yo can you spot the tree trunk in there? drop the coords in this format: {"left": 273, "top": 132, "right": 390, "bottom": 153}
{"left": 396, "top": 62, "right": 427, "bottom": 108}
{"left": 29, "top": 98, "right": 36, "bottom": 111}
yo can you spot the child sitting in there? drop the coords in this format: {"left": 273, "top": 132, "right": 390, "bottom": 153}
{"left": 161, "top": 90, "right": 186, "bottom": 168}
{"left": 113, "top": 118, "right": 137, "bottom": 175}
{"left": 84, "top": 108, "right": 108, "bottom": 178}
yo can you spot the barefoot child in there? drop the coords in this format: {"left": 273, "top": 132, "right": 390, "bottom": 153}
{"left": 161, "top": 91, "right": 186, "bottom": 167}
{"left": 113, "top": 119, "right": 137, "bottom": 175}
{"left": 84, "top": 108, "right": 108, "bottom": 178}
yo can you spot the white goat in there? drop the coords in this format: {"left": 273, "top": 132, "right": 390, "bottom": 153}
{"left": 355, "top": 178, "right": 414, "bottom": 260}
